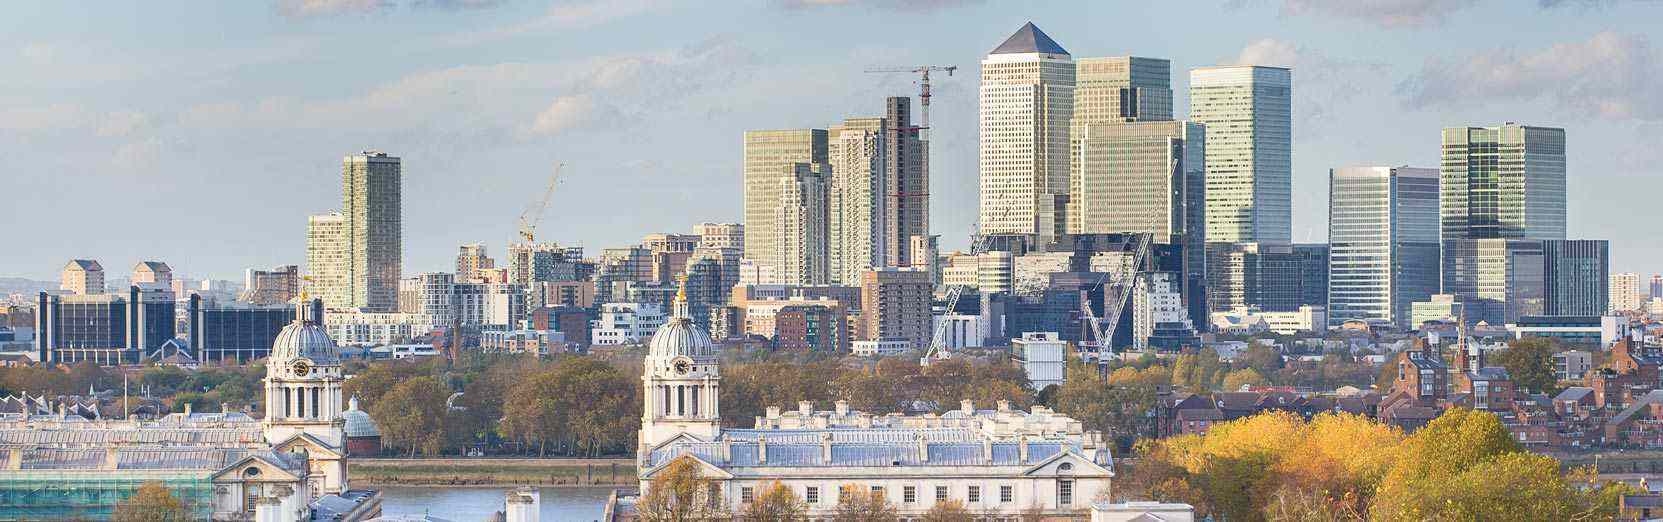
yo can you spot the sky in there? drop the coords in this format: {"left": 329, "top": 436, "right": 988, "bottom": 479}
{"left": 3, "top": 0, "right": 1662, "bottom": 281}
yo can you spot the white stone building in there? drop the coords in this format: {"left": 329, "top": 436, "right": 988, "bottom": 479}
{"left": 632, "top": 295, "right": 1112, "bottom": 518}
{"left": 1012, "top": 332, "right": 1068, "bottom": 391}
{"left": 593, "top": 303, "right": 667, "bottom": 346}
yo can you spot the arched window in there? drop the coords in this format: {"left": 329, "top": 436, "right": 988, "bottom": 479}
{"left": 1058, "top": 462, "right": 1073, "bottom": 473}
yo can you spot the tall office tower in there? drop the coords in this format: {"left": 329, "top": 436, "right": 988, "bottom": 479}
{"left": 1611, "top": 272, "right": 1642, "bottom": 312}
{"left": 306, "top": 212, "right": 349, "bottom": 309}
{"left": 776, "top": 163, "right": 831, "bottom": 285}
{"left": 1189, "top": 65, "right": 1292, "bottom": 244}
{"left": 455, "top": 244, "right": 494, "bottom": 283}
{"left": 979, "top": 22, "right": 1074, "bottom": 243}
{"left": 1071, "top": 56, "right": 1173, "bottom": 223}
{"left": 131, "top": 261, "right": 173, "bottom": 293}
{"left": 1072, "top": 121, "right": 1207, "bottom": 313}
{"left": 860, "top": 268, "right": 932, "bottom": 349}
{"left": 1652, "top": 275, "right": 1663, "bottom": 299}
{"left": 60, "top": 259, "right": 104, "bottom": 296}
{"left": 242, "top": 265, "right": 299, "bottom": 306}
{"left": 744, "top": 129, "right": 829, "bottom": 279}
{"left": 829, "top": 116, "right": 887, "bottom": 285}
{"left": 341, "top": 150, "right": 403, "bottom": 312}
{"left": 1440, "top": 124, "right": 1566, "bottom": 241}
{"left": 693, "top": 223, "right": 744, "bottom": 251}
{"left": 885, "top": 97, "right": 929, "bottom": 268}
{"left": 1327, "top": 166, "right": 1441, "bottom": 328}
{"left": 1542, "top": 239, "right": 1608, "bottom": 316}
{"left": 1442, "top": 239, "right": 1546, "bottom": 326}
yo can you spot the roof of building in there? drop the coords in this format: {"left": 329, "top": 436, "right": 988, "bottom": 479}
{"left": 1554, "top": 387, "right": 1594, "bottom": 402}
{"left": 648, "top": 307, "right": 717, "bottom": 361}
{"left": 1610, "top": 390, "right": 1663, "bottom": 427}
{"left": 2, "top": 447, "right": 301, "bottom": 473}
{"left": 272, "top": 320, "right": 341, "bottom": 364}
{"left": 64, "top": 259, "right": 103, "bottom": 271}
{"left": 134, "top": 261, "right": 171, "bottom": 273}
{"left": 1469, "top": 366, "right": 1512, "bottom": 381}
{"left": 343, "top": 396, "right": 381, "bottom": 438}
{"left": 990, "top": 22, "right": 1068, "bottom": 55}
{"left": 647, "top": 432, "right": 1109, "bottom": 473}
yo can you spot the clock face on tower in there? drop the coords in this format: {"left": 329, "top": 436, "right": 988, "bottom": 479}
{"left": 290, "top": 360, "right": 311, "bottom": 377}
{"left": 673, "top": 359, "right": 691, "bottom": 375}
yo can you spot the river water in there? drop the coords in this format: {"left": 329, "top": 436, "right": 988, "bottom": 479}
{"left": 376, "top": 486, "right": 621, "bottom": 522}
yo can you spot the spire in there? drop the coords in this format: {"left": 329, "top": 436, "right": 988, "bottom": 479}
{"left": 990, "top": 22, "right": 1069, "bottom": 56}
{"left": 673, "top": 275, "right": 690, "bottom": 319}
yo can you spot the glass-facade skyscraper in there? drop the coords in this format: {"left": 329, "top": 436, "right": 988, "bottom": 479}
{"left": 1189, "top": 65, "right": 1292, "bottom": 244}
{"left": 1327, "top": 166, "right": 1441, "bottom": 328}
{"left": 1439, "top": 124, "right": 1566, "bottom": 241}
{"left": 1442, "top": 239, "right": 1546, "bottom": 326}
{"left": 1542, "top": 239, "right": 1609, "bottom": 316}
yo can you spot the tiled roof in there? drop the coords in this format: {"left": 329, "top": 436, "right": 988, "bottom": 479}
{"left": 9, "top": 447, "right": 270, "bottom": 472}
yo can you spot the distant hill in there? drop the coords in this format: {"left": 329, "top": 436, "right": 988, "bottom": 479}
{"left": 0, "top": 277, "right": 56, "bottom": 296}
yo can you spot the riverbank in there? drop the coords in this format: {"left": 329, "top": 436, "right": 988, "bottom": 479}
{"left": 349, "top": 458, "right": 636, "bottom": 486}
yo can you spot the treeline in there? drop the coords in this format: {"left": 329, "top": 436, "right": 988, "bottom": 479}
{"left": 342, "top": 351, "right": 1039, "bottom": 458}
{"left": 1123, "top": 409, "right": 1632, "bottom": 521}
{"left": 0, "top": 362, "right": 264, "bottom": 414}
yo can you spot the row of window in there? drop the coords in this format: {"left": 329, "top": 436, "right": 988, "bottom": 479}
{"left": 738, "top": 481, "right": 1074, "bottom": 507}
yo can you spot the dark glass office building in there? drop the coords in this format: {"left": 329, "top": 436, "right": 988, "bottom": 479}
{"left": 35, "top": 287, "right": 173, "bottom": 365}
{"left": 1542, "top": 239, "right": 1609, "bottom": 316}
{"left": 188, "top": 294, "right": 297, "bottom": 363}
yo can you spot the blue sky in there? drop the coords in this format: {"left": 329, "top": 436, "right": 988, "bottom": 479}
{"left": 3, "top": 0, "right": 1661, "bottom": 281}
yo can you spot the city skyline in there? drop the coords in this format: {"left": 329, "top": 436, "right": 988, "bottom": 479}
{"left": 6, "top": 2, "right": 1663, "bottom": 280}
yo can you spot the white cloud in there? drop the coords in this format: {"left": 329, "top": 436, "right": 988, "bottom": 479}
{"left": 275, "top": 0, "right": 503, "bottom": 18}
{"left": 0, "top": 103, "right": 88, "bottom": 133}
{"left": 1277, "top": 0, "right": 1479, "bottom": 28}
{"left": 1234, "top": 38, "right": 1299, "bottom": 68}
{"left": 1399, "top": 31, "right": 1662, "bottom": 120}
{"left": 437, "top": 0, "right": 669, "bottom": 48}
{"left": 1227, "top": 39, "right": 1393, "bottom": 134}
{"left": 529, "top": 95, "right": 613, "bottom": 135}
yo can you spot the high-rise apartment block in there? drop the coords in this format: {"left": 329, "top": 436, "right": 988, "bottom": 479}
{"left": 884, "top": 98, "right": 929, "bottom": 269}
{"left": 979, "top": 22, "right": 1074, "bottom": 243}
{"left": 306, "top": 212, "right": 349, "bottom": 308}
{"left": 1439, "top": 124, "right": 1566, "bottom": 241}
{"left": 1542, "top": 239, "right": 1608, "bottom": 316}
{"left": 60, "top": 259, "right": 104, "bottom": 296}
{"left": 776, "top": 163, "right": 831, "bottom": 285}
{"left": 1189, "top": 65, "right": 1292, "bottom": 244}
{"left": 1609, "top": 272, "right": 1640, "bottom": 313}
{"left": 243, "top": 265, "right": 300, "bottom": 306}
{"left": 743, "top": 129, "right": 828, "bottom": 282}
{"left": 131, "top": 261, "right": 173, "bottom": 293}
{"left": 1652, "top": 275, "right": 1663, "bottom": 299}
{"left": 859, "top": 268, "right": 932, "bottom": 350}
{"left": 455, "top": 243, "right": 494, "bottom": 283}
{"left": 1327, "top": 166, "right": 1441, "bottom": 328}
{"left": 829, "top": 116, "right": 886, "bottom": 285}
{"left": 341, "top": 150, "right": 403, "bottom": 311}
{"left": 694, "top": 223, "right": 744, "bottom": 251}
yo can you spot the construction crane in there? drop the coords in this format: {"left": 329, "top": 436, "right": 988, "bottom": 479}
{"left": 920, "top": 193, "right": 1018, "bottom": 366}
{"left": 1079, "top": 182, "right": 1168, "bottom": 365}
{"left": 517, "top": 163, "right": 564, "bottom": 244}
{"left": 864, "top": 65, "right": 956, "bottom": 142}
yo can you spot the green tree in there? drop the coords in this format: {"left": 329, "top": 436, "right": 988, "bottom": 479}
{"left": 741, "top": 481, "right": 808, "bottom": 522}
{"left": 111, "top": 481, "right": 191, "bottom": 522}
{"left": 637, "top": 457, "right": 728, "bottom": 521}
{"left": 1493, "top": 338, "right": 1561, "bottom": 394}
{"left": 1238, "top": 344, "right": 1285, "bottom": 376}
{"left": 367, "top": 376, "right": 451, "bottom": 456}
{"left": 1222, "top": 368, "right": 1269, "bottom": 391}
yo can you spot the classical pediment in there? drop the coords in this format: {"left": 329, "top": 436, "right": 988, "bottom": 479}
{"left": 1022, "top": 449, "right": 1112, "bottom": 477}
{"left": 639, "top": 453, "right": 735, "bottom": 480}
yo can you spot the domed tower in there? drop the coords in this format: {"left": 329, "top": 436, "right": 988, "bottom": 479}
{"left": 263, "top": 301, "right": 348, "bottom": 495}
{"left": 640, "top": 282, "right": 721, "bottom": 447}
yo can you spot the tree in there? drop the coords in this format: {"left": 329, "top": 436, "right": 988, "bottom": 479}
{"left": 111, "top": 481, "right": 191, "bottom": 522}
{"left": 832, "top": 485, "right": 898, "bottom": 522}
{"left": 367, "top": 376, "right": 451, "bottom": 456}
{"left": 1371, "top": 408, "right": 1530, "bottom": 521}
{"left": 1238, "top": 344, "right": 1285, "bottom": 376}
{"left": 637, "top": 457, "right": 728, "bottom": 522}
{"left": 741, "top": 481, "right": 808, "bottom": 522}
{"left": 1494, "top": 338, "right": 1561, "bottom": 394}
{"left": 920, "top": 499, "right": 972, "bottom": 522}
{"left": 1221, "top": 368, "right": 1269, "bottom": 391}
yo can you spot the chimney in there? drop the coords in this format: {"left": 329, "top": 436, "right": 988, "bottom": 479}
{"left": 798, "top": 401, "right": 813, "bottom": 415}
{"left": 982, "top": 438, "right": 993, "bottom": 463}
{"left": 104, "top": 448, "right": 120, "bottom": 470}
{"left": 916, "top": 433, "right": 929, "bottom": 463}
{"left": 766, "top": 406, "right": 781, "bottom": 419}
{"left": 961, "top": 400, "right": 974, "bottom": 414}
{"left": 221, "top": 403, "right": 230, "bottom": 414}
{"left": 997, "top": 400, "right": 1011, "bottom": 412}
{"left": 757, "top": 436, "right": 768, "bottom": 465}
{"left": 1018, "top": 437, "right": 1029, "bottom": 463}
{"left": 722, "top": 438, "right": 733, "bottom": 463}
{"left": 821, "top": 432, "right": 833, "bottom": 464}
{"left": 184, "top": 402, "right": 192, "bottom": 416}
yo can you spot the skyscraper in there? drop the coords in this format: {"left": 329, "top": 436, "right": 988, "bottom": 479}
{"left": 693, "top": 223, "right": 744, "bottom": 251}
{"left": 306, "top": 212, "right": 348, "bottom": 309}
{"left": 341, "top": 151, "right": 403, "bottom": 312}
{"left": 1189, "top": 65, "right": 1292, "bottom": 244}
{"left": 1542, "top": 239, "right": 1608, "bottom": 316}
{"left": 1441, "top": 239, "right": 1545, "bottom": 326}
{"left": 979, "top": 22, "right": 1074, "bottom": 243}
{"left": 828, "top": 116, "right": 887, "bottom": 285}
{"left": 885, "top": 97, "right": 928, "bottom": 269}
{"left": 775, "top": 163, "right": 830, "bottom": 285}
{"left": 743, "top": 129, "right": 828, "bottom": 280}
{"left": 1651, "top": 274, "right": 1663, "bottom": 300}
{"left": 1327, "top": 166, "right": 1441, "bottom": 328}
{"left": 1439, "top": 124, "right": 1566, "bottom": 241}
{"left": 1611, "top": 272, "right": 1642, "bottom": 312}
